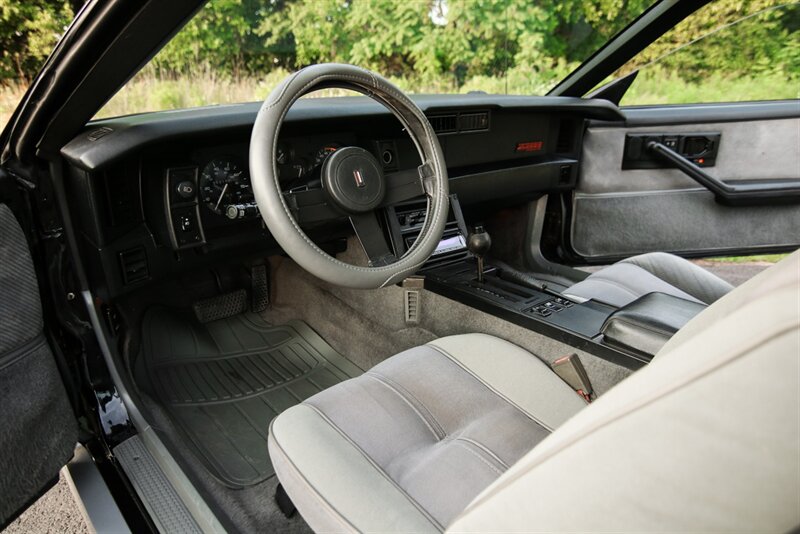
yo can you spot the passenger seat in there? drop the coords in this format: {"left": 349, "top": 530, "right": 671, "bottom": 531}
{"left": 563, "top": 252, "right": 733, "bottom": 307}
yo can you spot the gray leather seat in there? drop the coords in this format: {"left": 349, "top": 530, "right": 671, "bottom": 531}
{"left": 563, "top": 251, "right": 734, "bottom": 307}
{"left": 269, "top": 251, "right": 799, "bottom": 532}
{"left": 268, "top": 335, "right": 586, "bottom": 530}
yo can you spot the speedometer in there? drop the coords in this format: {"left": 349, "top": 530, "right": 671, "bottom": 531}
{"left": 199, "top": 158, "right": 252, "bottom": 215}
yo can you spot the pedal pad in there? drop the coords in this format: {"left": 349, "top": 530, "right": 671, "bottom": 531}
{"left": 251, "top": 264, "right": 269, "bottom": 313}
{"left": 193, "top": 289, "right": 248, "bottom": 323}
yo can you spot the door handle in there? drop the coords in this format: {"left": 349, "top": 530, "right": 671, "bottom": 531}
{"left": 646, "top": 140, "right": 800, "bottom": 207}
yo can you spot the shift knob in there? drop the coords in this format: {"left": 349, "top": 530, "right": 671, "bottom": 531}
{"left": 468, "top": 226, "right": 491, "bottom": 282}
{"left": 468, "top": 225, "right": 492, "bottom": 257}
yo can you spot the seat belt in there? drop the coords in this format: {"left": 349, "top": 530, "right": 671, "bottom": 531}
{"left": 551, "top": 354, "right": 593, "bottom": 402}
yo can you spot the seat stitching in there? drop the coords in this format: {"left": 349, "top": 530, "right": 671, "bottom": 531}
{"left": 366, "top": 371, "right": 446, "bottom": 440}
{"left": 452, "top": 436, "right": 510, "bottom": 471}
{"left": 425, "top": 345, "right": 555, "bottom": 432}
{"left": 449, "top": 441, "right": 504, "bottom": 476}
{"left": 302, "top": 403, "right": 445, "bottom": 531}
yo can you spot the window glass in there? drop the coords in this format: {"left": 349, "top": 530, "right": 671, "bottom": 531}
{"left": 95, "top": 0, "right": 652, "bottom": 118}
{"left": 606, "top": 1, "right": 799, "bottom": 106}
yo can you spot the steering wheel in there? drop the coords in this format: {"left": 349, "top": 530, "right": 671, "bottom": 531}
{"left": 250, "top": 64, "right": 449, "bottom": 289}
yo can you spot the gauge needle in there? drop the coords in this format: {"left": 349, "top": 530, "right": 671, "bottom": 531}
{"left": 214, "top": 183, "right": 229, "bottom": 212}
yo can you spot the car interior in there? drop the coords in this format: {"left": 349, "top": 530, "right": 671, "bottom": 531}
{"left": 44, "top": 62, "right": 798, "bottom": 531}
{"left": 1, "top": 1, "right": 798, "bottom": 532}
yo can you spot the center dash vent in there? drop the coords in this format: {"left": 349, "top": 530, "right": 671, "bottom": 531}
{"left": 428, "top": 110, "right": 490, "bottom": 135}
{"left": 428, "top": 114, "right": 458, "bottom": 134}
{"left": 459, "top": 112, "right": 489, "bottom": 132}
{"left": 119, "top": 246, "right": 148, "bottom": 285}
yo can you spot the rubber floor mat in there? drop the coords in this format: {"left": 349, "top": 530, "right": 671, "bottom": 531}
{"left": 141, "top": 308, "right": 362, "bottom": 488}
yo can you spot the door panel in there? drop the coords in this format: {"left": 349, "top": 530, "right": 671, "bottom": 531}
{"left": 0, "top": 203, "right": 78, "bottom": 526}
{"left": 569, "top": 108, "right": 800, "bottom": 261}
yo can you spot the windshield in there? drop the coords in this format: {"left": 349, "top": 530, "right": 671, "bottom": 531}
{"left": 94, "top": 0, "right": 652, "bottom": 119}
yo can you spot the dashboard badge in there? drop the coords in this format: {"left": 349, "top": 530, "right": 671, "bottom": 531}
{"left": 353, "top": 169, "right": 366, "bottom": 188}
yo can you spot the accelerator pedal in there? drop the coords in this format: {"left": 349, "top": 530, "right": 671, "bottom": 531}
{"left": 251, "top": 264, "right": 270, "bottom": 312}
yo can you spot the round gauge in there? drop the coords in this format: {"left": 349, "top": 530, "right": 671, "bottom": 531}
{"left": 199, "top": 158, "right": 252, "bottom": 215}
{"left": 314, "top": 144, "right": 340, "bottom": 166}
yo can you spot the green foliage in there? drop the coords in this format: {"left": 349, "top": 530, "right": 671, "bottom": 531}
{"left": 150, "top": 0, "right": 294, "bottom": 76}
{"left": 255, "top": 0, "right": 644, "bottom": 89}
{"left": 0, "top": 0, "right": 74, "bottom": 82}
{"left": 622, "top": 67, "right": 799, "bottom": 106}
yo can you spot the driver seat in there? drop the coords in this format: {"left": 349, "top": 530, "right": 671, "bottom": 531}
{"left": 268, "top": 251, "right": 799, "bottom": 532}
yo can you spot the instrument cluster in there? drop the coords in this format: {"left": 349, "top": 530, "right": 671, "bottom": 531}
{"left": 198, "top": 136, "right": 351, "bottom": 218}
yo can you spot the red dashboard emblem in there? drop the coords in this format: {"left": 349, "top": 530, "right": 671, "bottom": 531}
{"left": 516, "top": 141, "right": 543, "bottom": 152}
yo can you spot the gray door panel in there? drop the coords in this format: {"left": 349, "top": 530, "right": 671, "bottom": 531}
{"left": 570, "top": 115, "right": 800, "bottom": 260}
{"left": 0, "top": 203, "right": 78, "bottom": 527}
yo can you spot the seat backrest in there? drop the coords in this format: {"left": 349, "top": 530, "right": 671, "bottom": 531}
{"left": 449, "top": 251, "right": 800, "bottom": 532}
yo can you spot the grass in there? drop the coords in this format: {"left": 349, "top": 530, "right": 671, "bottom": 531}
{"left": 620, "top": 69, "right": 799, "bottom": 106}
{"left": 703, "top": 254, "right": 789, "bottom": 264}
{"left": 2, "top": 67, "right": 796, "bottom": 128}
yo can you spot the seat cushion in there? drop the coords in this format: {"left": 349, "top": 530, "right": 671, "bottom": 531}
{"left": 564, "top": 252, "right": 733, "bottom": 308}
{"left": 268, "top": 333, "right": 586, "bottom": 531}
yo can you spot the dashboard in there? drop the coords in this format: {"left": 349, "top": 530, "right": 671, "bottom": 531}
{"left": 60, "top": 94, "right": 623, "bottom": 298}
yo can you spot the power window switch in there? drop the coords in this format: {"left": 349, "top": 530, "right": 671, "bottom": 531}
{"left": 531, "top": 305, "right": 551, "bottom": 317}
{"left": 663, "top": 136, "right": 679, "bottom": 150}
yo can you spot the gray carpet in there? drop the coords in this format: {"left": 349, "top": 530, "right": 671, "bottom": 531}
{"left": 263, "top": 251, "right": 631, "bottom": 396}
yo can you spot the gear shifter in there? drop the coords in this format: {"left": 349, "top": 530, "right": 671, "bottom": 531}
{"left": 467, "top": 225, "right": 492, "bottom": 283}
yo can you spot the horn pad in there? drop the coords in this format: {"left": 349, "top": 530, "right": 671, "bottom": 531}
{"left": 321, "top": 147, "right": 386, "bottom": 213}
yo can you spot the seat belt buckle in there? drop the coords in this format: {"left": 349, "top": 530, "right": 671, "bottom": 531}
{"left": 552, "top": 353, "right": 593, "bottom": 402}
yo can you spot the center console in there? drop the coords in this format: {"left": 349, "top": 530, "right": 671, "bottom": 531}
{"left": 385, "top": 195, "right": 472, "bottom": 267}
{"left": 383, "top": 195, "right": 693, "bottom": 370}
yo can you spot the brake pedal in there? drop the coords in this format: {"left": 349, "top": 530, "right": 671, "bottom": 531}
{"left": 193, "top": 289, "right": 248, "bottom": 323}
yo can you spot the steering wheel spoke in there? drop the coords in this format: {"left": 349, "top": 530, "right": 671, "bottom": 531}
{"left": 381, "top": 166, "right": 426, "bottom": 206}
{"left": 350, "top": 212, "right": 396, "bottom": 267}
{"left": 283, "top": 188, "right": 342, "bottom": 224}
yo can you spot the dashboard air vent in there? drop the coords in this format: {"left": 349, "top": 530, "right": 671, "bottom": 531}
{"left": 119, "top": 247, "right": 148, "bottom": 285}
{"left": 459, "top": 112, "right": 489, "bottom": 132}
{"left": 555, "top": 120, "right": 576, "bottom": 154}
{"left": 428, "top": 114, "right": 458, "bottom": 134}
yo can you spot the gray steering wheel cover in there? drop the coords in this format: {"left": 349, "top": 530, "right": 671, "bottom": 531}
{"left": 250, "top": 64, "right": 449, "bottom": 289}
